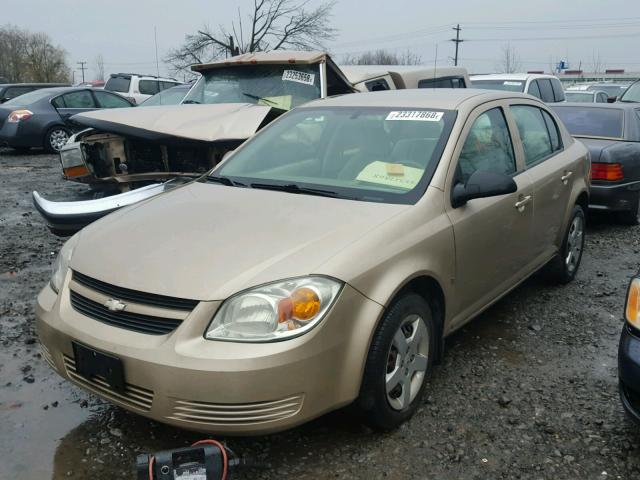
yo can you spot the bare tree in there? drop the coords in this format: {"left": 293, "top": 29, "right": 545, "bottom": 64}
{"left": 166, "top": 0, "right": 337, "bottom": 73}
{"left": 94, "top": 54, "right": 105, "bottom": 81}
{"left": 342, "top": 49, "right": 422, "bottom": 66}
{"left": 0, "top": 24, "right": 69, "bottom": 82}
{"left": 496, "top": 43, "right": 522, "bottom": 74}
{"left": 591, "top": 51, "right": 604, "bottom": 74}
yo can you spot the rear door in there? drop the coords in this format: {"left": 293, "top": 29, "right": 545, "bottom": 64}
{"left": 509, "top": 103, "right": 572, "bottom": 260}
{"left": 52, "top": 90, "right": 98, "bottom": 124}
{"left": 445, "top": 102, "right": 534, "bottom": 328}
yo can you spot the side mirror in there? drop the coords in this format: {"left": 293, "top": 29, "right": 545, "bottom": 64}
{"left": 0, "top": 97, "right": 9, "bottom": 103}
{"left": 451, "top": 170, "right": 517, "bottom": 208}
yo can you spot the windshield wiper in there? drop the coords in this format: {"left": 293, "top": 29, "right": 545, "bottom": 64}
{"left": 250, "top": 182, "right": 339, "bottom": 198}
{"left": 206, "top": 175, "right": 245, "bottom": 187}
{"left": 183, "top": 99, "right": 201, "bottom": 104}
{"left": 242, "top": 92, "right": 277, "bottom": 106}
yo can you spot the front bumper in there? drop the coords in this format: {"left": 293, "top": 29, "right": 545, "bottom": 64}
{"left": 589, "top": 182, "right": 640, "bottom": 213}
{"left": 618, "top": 324, "right": 640, "bottom": 423}
{"left": 36, "top": 274, "right": 383, "bottom": 435}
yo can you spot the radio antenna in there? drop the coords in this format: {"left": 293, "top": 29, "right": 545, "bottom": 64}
{"left": 433, "top": 43, "right": 438, "bottom": 90}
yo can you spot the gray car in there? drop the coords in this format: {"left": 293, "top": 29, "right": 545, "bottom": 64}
{"left": 0, "top": 87, "right": 134, "bottom": 152}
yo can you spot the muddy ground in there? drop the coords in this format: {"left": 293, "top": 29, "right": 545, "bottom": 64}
{"left": 1, "top": 147, "right": 639, "bottom": 480}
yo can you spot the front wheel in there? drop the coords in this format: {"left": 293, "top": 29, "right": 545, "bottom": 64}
{"left": 45, "top": 126, "right": 71, "bottom": 153}
{"left": 544, "top": 204, "right": 586, "bottom": 284}
{"left": 356, "top": 293, "right": 435, "bottom": 431}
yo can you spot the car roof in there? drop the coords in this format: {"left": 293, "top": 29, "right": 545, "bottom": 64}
{"left": 0, "top": 83, "right": 69, "bottom": 88}
{"left": 34, "top": 86, "right": 95, "bottom": 96}
{"left": 470, "top": 73, "right": 557, "bottom": 81}
{"left": 339, "top": 66, "right": 468, "bottom": 84}
{"left": 191, "top": 50, "right": 328, "bottom": 72}
{"left": 301, "top": 88, "right": 538, "bottom": 110}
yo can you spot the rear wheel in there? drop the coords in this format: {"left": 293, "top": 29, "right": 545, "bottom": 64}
{"left": 617, "top": 192, "right": 640, "bottom": 226}
{"left": 45, "top": 126, "right": 70, "bottom": 153}
{"left": 356, "top": 293, "right": 435, "bottom": 431}
{"left": 544, "top": 205, "right": 586, "bottom": 284}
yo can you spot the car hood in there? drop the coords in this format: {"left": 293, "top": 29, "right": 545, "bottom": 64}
{"left": 71, "top": 103, "right": 273, "bottom": 142}
{"left": 70, "top": 182, "right": 408, "bottom": 301}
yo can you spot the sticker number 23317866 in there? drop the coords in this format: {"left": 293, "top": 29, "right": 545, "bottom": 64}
{"left": 386, "top": 111, "right": 444, "bottom": 122}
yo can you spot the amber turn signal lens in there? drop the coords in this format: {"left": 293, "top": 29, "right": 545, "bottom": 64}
{"left": 291, "top": 287, "right": 321, "bottom": 320}
{"left": 626, "top": 278, "right": 640, "bottom": 329}
{"left": 63, "top": 165, "right": 90, "bottom": 177}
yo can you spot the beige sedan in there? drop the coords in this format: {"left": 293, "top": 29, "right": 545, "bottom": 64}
{"left": 36, "top": 89, "right": 589, "bottom": 434}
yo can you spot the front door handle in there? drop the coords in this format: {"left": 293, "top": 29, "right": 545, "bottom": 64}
{"left": 561, "top": 171, "right": 573, "bottom": 185}
{"left": 514, "top": 195, "right": 532, "bottom": 212}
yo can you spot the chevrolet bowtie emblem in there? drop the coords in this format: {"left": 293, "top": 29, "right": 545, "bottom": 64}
{"left": 104, "top": 298, "right": 126, "bottom": 312}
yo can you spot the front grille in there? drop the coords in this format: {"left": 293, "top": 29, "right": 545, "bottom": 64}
{"left": 70, "top": 290, "right": 181, "bottom": 335}
{"left": 64, "top": 355, "right": 153, "bottom": 411}
{"left": 73, "top": 271, "right": 198, "bottom": 311}
{"left": 167, "top": 395, "right": 304, "bottom": 427}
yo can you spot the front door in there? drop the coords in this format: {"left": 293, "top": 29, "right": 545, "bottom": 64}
{"left": 53, "top": 90, "right": 98, "bottom": 125}
{"left": 445, "top": 104, "right": 534, "bottom": 328}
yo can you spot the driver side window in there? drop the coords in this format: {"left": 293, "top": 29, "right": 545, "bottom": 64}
{"left": 458, "top": 108, "right": 516, "bottom": 182}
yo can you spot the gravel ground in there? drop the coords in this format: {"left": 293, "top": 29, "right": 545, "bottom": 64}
{"left": 1, "top": 148, "right": 639, "bottom": 480}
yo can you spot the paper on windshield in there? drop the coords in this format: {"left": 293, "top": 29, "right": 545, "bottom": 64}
{"left": 282, "top": 70, "right": 316, "bottom": 86}
{"left": 356, "top": 161, "right": 424, "bottom": 190}
{"left": 258, "top": 95, "right": 292, "bottom": 110}
{"left": 385, "top": 111, "right": 443, "bottom": 122}
{"left": 504, "top": 81, "right": 523, "bottom": 86}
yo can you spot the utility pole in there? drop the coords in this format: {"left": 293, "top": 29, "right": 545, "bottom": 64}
{"left": 77, "top": 61, "right": 87, "bottom": 83}
{"left": 450, "top": 24, "right": 464, "bottom": 66}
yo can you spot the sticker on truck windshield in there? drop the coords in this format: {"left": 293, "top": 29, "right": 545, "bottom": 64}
{"left": 282, "top": 70, "right": 315, "bottom": 86}
{"left": 504, "top": 81, "right": 523, "bottom": 86}
{"left": 385, "top": 111, "right": 443, "bottom": 122}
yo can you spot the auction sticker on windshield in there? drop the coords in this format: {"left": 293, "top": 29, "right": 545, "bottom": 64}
{"left": 504, "top": 81, "right": 523, "bottom": 86}
{"left": 385, "top": 111, "right": 443, "bottom": 122}
{"left": 282, "top": 70, "right": 316, "bottom": 86}
{"left": 356, "top": 161, "right": 424, "bottom": 190}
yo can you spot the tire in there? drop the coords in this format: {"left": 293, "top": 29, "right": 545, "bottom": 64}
{"left": 44, "top": 126, "right": 71, "bottom": 153}
{"left": 544, "top": 204, "right": 586, "bottom": 284}
{"left": 617, "top": 192, "right": 640, "bottom": 226}
{"left": 356, "top": 292, "right": 435, "bottom": 431}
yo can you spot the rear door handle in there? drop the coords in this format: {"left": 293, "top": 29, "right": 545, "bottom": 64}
{"left": 514, "top": 195, "right": 532, "bottom": 212}
{"left": 561, "top": 171, "right": 573, "bottom": 184}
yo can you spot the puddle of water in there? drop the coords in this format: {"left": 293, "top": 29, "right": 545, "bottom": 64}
{"left": 0, "top": 346, "right": 93, "bottom": 480}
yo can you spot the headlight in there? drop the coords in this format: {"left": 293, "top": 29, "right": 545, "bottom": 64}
{"left": 626, "top": 277, "right": 640, "bottom": 331}
{"left": 50, "top": 234, "right": 80, "bottom": 294}
{"left": 205, "top": 277, "right": 343, "bottom": 342}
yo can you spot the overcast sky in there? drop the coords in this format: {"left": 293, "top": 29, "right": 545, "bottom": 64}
{"left": 4, "top": 0, "right": 640, "bottom": 80}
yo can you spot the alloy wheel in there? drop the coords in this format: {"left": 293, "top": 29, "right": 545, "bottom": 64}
{"left": 565, "top": 214, "right": 584, "bottom": 274}
{"left": 385, "top": 314, "right": 429, "bottom": 411}
{"left": 49, "top": 128, "right": 69, "bottom": 151}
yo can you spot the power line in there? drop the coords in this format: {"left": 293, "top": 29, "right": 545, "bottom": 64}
{"left": 77, "top": 61, "right": 87, "bottom": 83}
{"left": 450, "top": 24, "right": 464, "bottom": 66}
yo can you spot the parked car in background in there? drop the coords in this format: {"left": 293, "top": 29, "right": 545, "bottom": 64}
{"left": 565, "top": 90, "right": 609, "bottom": 103}
{"left": 471, "top": 74, "right": 566, "bottom": 103}
{"left": 620, "top": 273, "right": 640, "bottom": 424}
{"left": 0, "top": 87, "right": 134, "bottom": 152}
{"left": 104, "top": 73, "right": 182, "bottom": 104}
{"left": 567, "top": 83, "right": 630, "bottom": 103}
{"left": 0, "top": 82, "right": 69, "bottom": 103}
{"left": 552, "top": 103, "right": 640, "bottom": 224}
{"left": 37, "top": 89, "right": 589, "bottom": 434}
{"left": 340, "top": 66, "right": 470, "bottom": 91}
{"left": 619, "top": 80, "right": 640, "bottom": 103}
{"left": 139, "top": 83, "right": 192, "bottom": 106}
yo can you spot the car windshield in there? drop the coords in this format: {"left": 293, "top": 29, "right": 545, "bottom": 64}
{"left": 620, "top": 82, "right": 640, "bottom": 103}
{"left": 212, "top": 107, "right": 456, "bottom": 204}
{"left": 105, "top": 76, "right": 131, "bottom": 93}
{"left": 3, "top": 89, "right": 52, "bottom": 105}
{"left": 565, "top": 92, "right": 594, "bottom": 103}
{"left": 588, "top": 85, "right": 626, "bottom": 97}
{"left": 553, "top": 106, "right": 624, "bottom": 139}
{"left": 140, "top": 87, "right": 189, "bottom": 106}
{"left": 182, "top": 64, "right": 321, "bottom": 110}
{"left": 471, "top": 79, "right": 525, "bottom": 92}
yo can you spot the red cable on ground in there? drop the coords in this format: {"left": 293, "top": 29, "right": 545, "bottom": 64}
{"left": 191, "top": 439, "right": 229, "bottom": 480}
{"left": 148, "top": 455, "right": 155, "bottom": 480}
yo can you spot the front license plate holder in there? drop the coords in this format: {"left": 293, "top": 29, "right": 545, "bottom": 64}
{"left": 72, "top": 342, "right": 125, "bottom": 393}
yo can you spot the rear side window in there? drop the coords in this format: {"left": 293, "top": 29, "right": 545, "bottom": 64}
{"left": 542, "top": 110, "right": 562, "bottom": 152}
{"left": 527, "top": 80, "right": 542, "bottom": 99}
{"left": 458, "top": 107, "right": 516, "bottom": 180}
{"left": 60, "top": 90, "right": 96, "bottom": 108}
{"left": 139, "top": 80, "right": 160, "bottom": 95}
{"left": 364, "top": 78, "right": 390, "bottom": 91}
{"left": 419, "top": 77, "right": 466, "bottom": 89}
{"left": 105, "top": 76, "right": 131, "bottom": 93}
{"left": 551, "top": 79, "right": 565, "bottom": 102}
{"left": 511, "top": 105, "right": 554, "bottom": 166}
{"left": 597, "top": 92, "right": 608, "bottom": 103}
{"left": 94, "top": 91, "right": 132, "bottom": 108}
{"left": 4, "top": 86, "right": 34, "bottom": 100}
{"left": 537, "top": 79, "right": 555, "bottom": 103}
{"left": 161, "top": 81, "right": 178, "bottom": 90}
